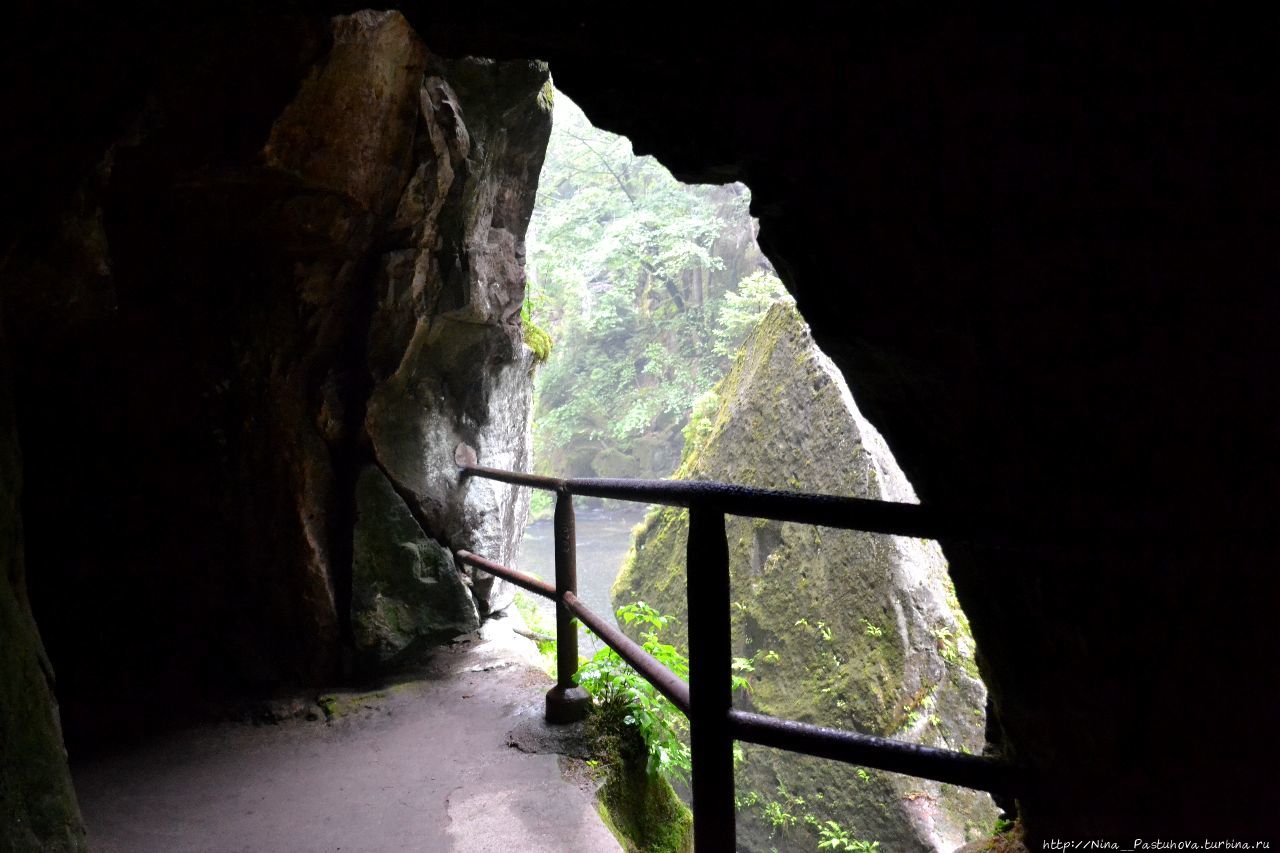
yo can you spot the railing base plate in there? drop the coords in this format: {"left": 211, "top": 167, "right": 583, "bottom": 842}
{"left": 545, "top": 685, "right": 591, "bottom": 724}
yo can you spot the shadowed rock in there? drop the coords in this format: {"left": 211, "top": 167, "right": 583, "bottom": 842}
{"left": 615, "top": 304, "right": 996, "bottom": 850}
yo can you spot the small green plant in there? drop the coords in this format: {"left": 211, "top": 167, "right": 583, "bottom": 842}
{"left": 817, "top": 819, "right": 880, "bottom": 851}
{"left": 576, "top": 602, "right": 692, "bottom": 783}
{"left": 521, "top": 299, "right": 553, "bottom": 363}
{"left": 796, "top": 617, "right": 834, "bottom": 641}
{"left": 861, "top": 618, "right": 883, "bottom": 638}
{"left": 934, "top": 626, "right": 960, "bottom": 663}
{"left": 736, "top": 777, "right": 881, "bottom": 851}
{"left": 762, "top": 800, "right": 797, "bottom": 832}
{"left": 512, "top": 591, "right": 556, "bottom": 669}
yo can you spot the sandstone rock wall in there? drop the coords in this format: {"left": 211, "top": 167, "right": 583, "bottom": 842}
{"left": 614, "top": 304, "right": 996, "bottom": 851}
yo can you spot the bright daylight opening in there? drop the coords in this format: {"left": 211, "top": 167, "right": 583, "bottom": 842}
{"left": 512, "top": 88, "right": 993, "bottom": 853}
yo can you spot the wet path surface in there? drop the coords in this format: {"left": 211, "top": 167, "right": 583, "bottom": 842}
{"left": 74, "top": 620, "right": 619, "bottom": 853}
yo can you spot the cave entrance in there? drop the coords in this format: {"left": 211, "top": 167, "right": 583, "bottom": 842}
{"left": 514, "top": 87, "right": 998, "bottom": 850}
{"left": 514, "top": 89, "right": 788, "bottom": 642}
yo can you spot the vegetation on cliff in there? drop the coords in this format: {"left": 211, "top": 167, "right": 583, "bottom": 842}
{"left": 525, "top": 91, "right": 788, "bottom": 485}
{"left": 613, "top": 304, "right": 996, "bottom": 851}
{"left": 577, "top": 603, "right": 694, "bottom": 852}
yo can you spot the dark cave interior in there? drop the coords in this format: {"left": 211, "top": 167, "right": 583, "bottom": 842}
{"left": 1, "top": 4, "right": 1276, "bottom": 847}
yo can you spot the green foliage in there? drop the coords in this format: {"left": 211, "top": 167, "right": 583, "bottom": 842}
{"left": 521, "top": 299, "right": 553, "bottom": 363}
{"left": 528, "top": 90, "right": 786, "bottom": 478}
{"left": 733, "top": 777, "right": 884, "bottom": 851}
{"left": 576, "top": 602, "right": 692, "bottom": 783}
{"left": 594, "top": 730, "right": 693, "bottom": 853}
{"left": 713, "top": 269, "right": 793, "bottom": 357}
{"left": 527, "top": 489, "right": 554, "bottom": 522}
{"left": 512, "top": 591, "right": 556, "bottom": 666}
{"left": 680, "top": 389, "right": 720, "bottom": 461}
{"left": 817, "top": 820, "right": 880, "bottom": 851}
{"left": 934, "top": 626, "right": 960, "bottom": 664}
{"left": 734, "top": 781, "right": 883, "bottom": 851}
{"left": 762, "top": 800, "right": 798, "bottom": 832}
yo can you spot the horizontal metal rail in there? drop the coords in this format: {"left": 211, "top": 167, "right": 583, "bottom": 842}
{"left": 458, "top": 552, "right": 691, "bottom": 713}
{"left": 457, "top": 550, "right": 556, "bottom": 598}
{"left": 564, "top": 591, "right": 692, "bottom": 715}
{"left": 728, "top": 709, "right": 1017, "bottom": 795}
{"left": 453, "top": 445, "right": 1020, "bottom": 852}
{"left": 459, "top": 460, "right": 945, "bottom": 539}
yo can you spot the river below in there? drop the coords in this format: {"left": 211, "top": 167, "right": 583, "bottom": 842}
{"left": 513, "top": 503, "right": 654, "bottom": 653}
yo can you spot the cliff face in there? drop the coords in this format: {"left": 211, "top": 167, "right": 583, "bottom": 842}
{"left": 0, "top": 365, "right": 87, "bottom": 851}
{"left": 614, "top": 304, "right": 995, "bottom": 851}
{"left": 0, "top": 9, "right": 548, "bottom": 753}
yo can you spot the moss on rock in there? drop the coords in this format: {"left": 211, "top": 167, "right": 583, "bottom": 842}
{"left": 613, "top": 303, "right": 996, "bottom": 851}
{"left": 586, "top": 700, "right": 693, "bottom": 853}
{"left": 0, "top": 374, "right": 87, "bottom": 852}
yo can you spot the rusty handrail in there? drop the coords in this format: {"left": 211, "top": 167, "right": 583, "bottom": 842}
{"left": 456, "top": 459, "right": 945, "bottom": 538}
{"left": 457, "top": 550, "right": 556, "bottom": 598}
{"left": 452, "top": 444, "right": 1020, "bottom": 853}
{"left": 456, "top": 549, "right": 692, "bottom": 713}
{"left": 728, "top": 709, "right": 1018, "bottom": 795}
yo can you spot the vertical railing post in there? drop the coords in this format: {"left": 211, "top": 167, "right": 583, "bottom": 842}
{"left": 687, "top": 503, "right": 736, "bottom": 853}
{"left": 545, "top": 489, "right": 591, "bottom": 724}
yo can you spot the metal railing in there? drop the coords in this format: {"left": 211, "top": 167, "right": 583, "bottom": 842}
{"left": 453, "top": 444, "right": 1018, "bottom": 852}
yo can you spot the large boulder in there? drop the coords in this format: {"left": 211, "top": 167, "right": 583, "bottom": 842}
{"left": 351, "top": 466, "right": 479, "bottom": 670}
{"left": 613, "top": 304, "right": 996, "bottom": 851}
{"left": 363, "top": 56, "right": 551, "bottom": 616}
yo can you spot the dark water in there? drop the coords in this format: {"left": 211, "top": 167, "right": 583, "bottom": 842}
{"left": 515, "top": 504, "right": 654, "bottom": 653}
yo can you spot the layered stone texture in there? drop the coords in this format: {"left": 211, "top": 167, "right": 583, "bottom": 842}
{"left": 615, "top": 305, "right": 995, "bottom": 850}
{"left": 0, "top": 8, "right": 547, "bottom": 772}
{"left": 363, "top": 58, "right": 551, "bottom": 616}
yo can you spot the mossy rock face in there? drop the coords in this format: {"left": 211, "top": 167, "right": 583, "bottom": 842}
{"left": 588, "top": 704, "right": 693, "bottom": 853}
{"left": 597, "top": 759, "right": 693, "bottom": 853}
{"left": 613, "top": 304, "right": 996, "bottom": 851}
{"left": 351, "top": 466, "right": 480, "bottom": 671}
{"left": 0, "top": 378, "right": 87, "bottom": 852}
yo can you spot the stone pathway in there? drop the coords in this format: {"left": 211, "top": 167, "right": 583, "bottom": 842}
{"left": 73, "top": 619, "right": 620, "bottom": 853}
